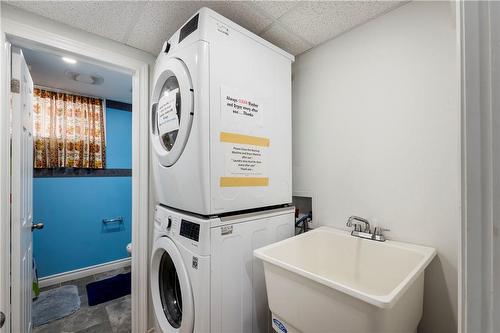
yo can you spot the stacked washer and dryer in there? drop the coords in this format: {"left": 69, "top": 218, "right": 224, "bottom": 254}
{"left": 150, "top": 8, "right": 295, "bottom": 333}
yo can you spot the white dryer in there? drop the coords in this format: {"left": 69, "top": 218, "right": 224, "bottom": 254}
{"left": 150, "top": 8, "right": 294, "bottom": 215}
{"left": 150, "top": 204, "right": 294, "bottom": 333}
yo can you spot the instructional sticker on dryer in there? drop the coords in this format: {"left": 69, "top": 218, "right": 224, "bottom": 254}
{"left": 221, "top": 86, "right": 262, "bottom": 124}
{"left": 157, "top": 89, "right": 179, "bottom": 135}
{"left": 226, "top": 144, "right": 265, "bottom": 176}
{"left": 219, "top": 132, "right": 270, "bottom": 187}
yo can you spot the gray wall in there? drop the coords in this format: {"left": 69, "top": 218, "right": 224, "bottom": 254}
{"left": 291, "top": 2, "right": 459, "bottom": 332}
{"left": 463, "top": 2, "right": 500, "bottom": 332}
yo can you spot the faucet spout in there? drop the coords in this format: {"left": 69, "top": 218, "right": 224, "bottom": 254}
{"left": 346, "top": 216, "right": 371, "bottom": 233}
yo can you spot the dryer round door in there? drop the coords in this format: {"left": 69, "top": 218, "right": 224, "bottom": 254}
{"left": 151, "top": 237, "right": 194, "bottom": 333}
{"left": 151, "top": 58, "right": 194, "bottom": 167}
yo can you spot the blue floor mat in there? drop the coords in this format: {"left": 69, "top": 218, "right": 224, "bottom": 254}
{"left": 33, "top": 285, "right": 80, "bottom": 327}
{"left": 86, "top": 272, "right": 131, "bottom": 306}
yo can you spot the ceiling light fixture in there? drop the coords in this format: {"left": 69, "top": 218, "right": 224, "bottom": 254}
{"left": 64, "top": 70, "right": 104, "bottom": 85}
{"left": 62, "top": 57, "right": 77, "bottom": 64}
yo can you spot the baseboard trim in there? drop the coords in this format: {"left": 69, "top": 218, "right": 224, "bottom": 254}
{"left": 38, "top": 257, "right": 131, "bottom": 288}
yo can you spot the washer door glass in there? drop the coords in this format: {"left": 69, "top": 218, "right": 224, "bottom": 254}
{"left": 159, "top": 251, "right": 183, "bottom": 328}
{"left": 157, "top": 76, "right": 181, "bottom": 151}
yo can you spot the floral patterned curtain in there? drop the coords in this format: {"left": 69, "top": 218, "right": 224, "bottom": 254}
{"left": 33, "top": 88, "right": 106, "bottom": 169}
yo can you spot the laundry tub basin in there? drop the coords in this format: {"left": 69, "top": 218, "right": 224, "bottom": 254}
{"left": 254, "top": 227, "right": 436, "bottom": 333}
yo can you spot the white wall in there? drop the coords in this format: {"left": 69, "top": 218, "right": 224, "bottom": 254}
{"left": 292, "top": 2, "right": 459, "bottom": 333}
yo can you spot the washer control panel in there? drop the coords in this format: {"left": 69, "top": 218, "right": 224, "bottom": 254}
{"left": 154, "top": 205, "right": 212, "bottom": 256}
{"left": 162, "top": 215, "right": 180, "bottom": 235}
{"left": 180, "top": 220, "right": 200, "bottom": 242}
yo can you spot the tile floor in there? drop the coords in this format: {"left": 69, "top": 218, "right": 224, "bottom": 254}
{"left": 33, "top": 266, "right": 131, "bottom": 333}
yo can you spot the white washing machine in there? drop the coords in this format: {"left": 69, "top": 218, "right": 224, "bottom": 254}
{"left": 150, "top": 204, "right": 295, "bottom": 333}
{"left": 150, "top": 8, "right": 295, "bottom": 215}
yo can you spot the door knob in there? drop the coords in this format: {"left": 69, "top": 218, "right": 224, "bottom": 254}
{"left": 31, "top": 222, "right": 44, "bottom": 231}
{"left": 0, "top": 311, "right": 5, "bottom": 328}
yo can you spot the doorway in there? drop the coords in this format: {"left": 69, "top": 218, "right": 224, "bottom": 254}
{"left": 16, "top": 44, "right": 133, "bottom": 332}
{"left": 0, "top": 16, "right": 150, "bottom": 333}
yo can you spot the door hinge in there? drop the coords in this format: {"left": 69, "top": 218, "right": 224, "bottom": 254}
{"left": 10, "top": 79, "right": 20, "bottom": 93}
{"left": 0, "top": 311, "right": 5, "bottom": 328}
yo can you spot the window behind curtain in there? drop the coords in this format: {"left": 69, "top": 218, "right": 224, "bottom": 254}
{"left": 33, "top": 88, "right": 106, "bottom": 169}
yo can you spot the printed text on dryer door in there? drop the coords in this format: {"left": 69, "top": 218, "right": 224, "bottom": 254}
{"left": 157, "top": 89, "right": 179, "bottom": 135}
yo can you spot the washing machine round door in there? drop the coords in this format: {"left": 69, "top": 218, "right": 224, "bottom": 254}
{"left": 151, "top": 58, "right": 194, "bottom": 167}
{"left": 151, "top": 237, "right": 194, "bottom": 333}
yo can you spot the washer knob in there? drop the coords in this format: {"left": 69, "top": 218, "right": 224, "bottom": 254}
{"left": 167, "top": 217, "right": 172, "bottom": 229}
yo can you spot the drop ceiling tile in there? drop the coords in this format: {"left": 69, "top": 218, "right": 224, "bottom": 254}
{"left": 260, "top": 23, "right": 312, "bottom": 55}
{"left": 5, "top": 0, "right": 406, "bottom": 57}
{"left": 279, "top": 1, "right": 404, "bottom": 46}
{"left": 5, "top": 1, "right": 145, "bottom": 43}
{"left": 252, "top": 1, "right": 300, "bottom": 20}
{"left": 127, "top": 1, "right": 273, "bottom": 56}
{"left": 201, "top": 1, "right": 274, "bottom": 34}
{"left": 125, "top": 1, "right": 200, "bottom": 55}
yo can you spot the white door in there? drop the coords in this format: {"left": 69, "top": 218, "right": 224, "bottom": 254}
{"left": 0, "top": 41, "right": 13, "bottom": 333}
{"left": 10, "top": 46, "right": 34, "bottom": 333}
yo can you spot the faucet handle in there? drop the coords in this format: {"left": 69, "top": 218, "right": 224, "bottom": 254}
{"left": 373, "top": 227, "right": 390, "bottom": 236}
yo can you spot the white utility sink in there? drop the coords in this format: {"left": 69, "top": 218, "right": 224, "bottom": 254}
{"left": 254, "top": 227, "right": 436, "bottom": 333}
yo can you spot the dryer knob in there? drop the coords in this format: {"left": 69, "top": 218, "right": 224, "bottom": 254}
{"left": 167, "top": 217, "right": 172, "bottom": 229}
{"left": 164, "top": 42, "right": 171, "bottom": 54}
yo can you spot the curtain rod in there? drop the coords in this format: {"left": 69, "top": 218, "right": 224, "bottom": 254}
{"left": 34, "top": 84, "right": 104, "bottom": 101}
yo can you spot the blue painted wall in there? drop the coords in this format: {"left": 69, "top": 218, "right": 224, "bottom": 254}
{"left": 33, "top": 106, "right": 132, "bottom": 278}
{"left": 106, "top": 107, "right": 132, "bottom": 169}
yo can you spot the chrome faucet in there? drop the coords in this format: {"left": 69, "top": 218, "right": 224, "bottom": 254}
{"left": 346, "top": 216, "right": 389, "bottom": 242}
{"left": 346, "top": 216, "right": 371, "bottom": 232}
